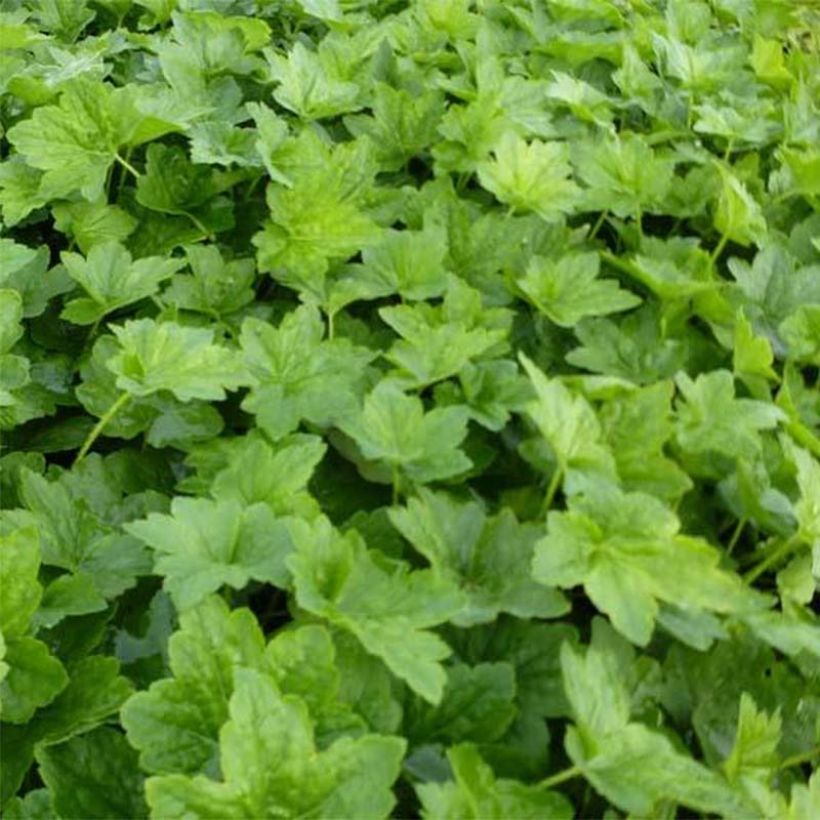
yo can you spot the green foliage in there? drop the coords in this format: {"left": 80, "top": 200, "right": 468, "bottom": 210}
{"left": 1, "top": 0, "right": 819, "bottom": 817}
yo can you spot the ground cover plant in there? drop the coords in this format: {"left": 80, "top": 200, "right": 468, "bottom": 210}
{"left": 0, "top": 0, "right": 819, "bottom": 817}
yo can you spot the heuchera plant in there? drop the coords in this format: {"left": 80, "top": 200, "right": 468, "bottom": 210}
{"left": 0, "top": 1, "right": 819, "bottom": 817}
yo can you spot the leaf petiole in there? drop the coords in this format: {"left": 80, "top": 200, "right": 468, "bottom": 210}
{"left": 742, "top": 534, "right": 800, "bottom": 584}
{"left": 540, "top": 467, "right": 563, "bottom": 517}
{"left": 115, "top": 153, "right": 141, "bottom": 180}
{"left": 536, "top": 764, "right": 583, "bottom": 791}
{"left": 74, "top": 392, "right": 132, "bottom": 467}
{"left": 778, "top": 745, "right": 820, "bottom": 770}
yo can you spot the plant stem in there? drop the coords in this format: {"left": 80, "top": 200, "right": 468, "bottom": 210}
{"left": 186, "top": 212, "right": 214, "bottom": 241}
{"left": 710, "top": 232, "right": 729, "bottom": 266}
{"left": 588, "top": 210, "right": 608, "bottom": 240}
{"left": 726, "top": 518, "right": 746, "bottom": 556}
{"left": 540, "top": 468, "right": 563, "bottom": 517}
{"left": 743, "top": 535, "right": 800, "bottom": 585}
{"left": 635, "top": 204, "right": 644, "bottom": 247}
{"left": 778, "top": 745, "right": 820, "bottom": 771}
{"left": 391, "top": 466, "right": 401, "bottom": 506}
{"left": 536, "top": 765, "right": 583, "bottom": 791}
{"left": 115, "top": 148, "right": 136, "bottom": 199}
{"left": 600, "top": 250, "right": 643, "bottom": 280}
{"left": 73, "top": 392, "right": 132, "bottom": 467}
{"left": 115, "top": 153, "right": 140, "bottom": 180}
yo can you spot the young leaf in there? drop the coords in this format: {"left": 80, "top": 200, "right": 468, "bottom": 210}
{"left": 240, "top": 306, "right": 375, "bottom": 440}
{"left": 416, "top": 744, "right": 573, "bottom": 820}
{"left": 533, "top": 483, "right": 766, "bottom": 646}
{"left": 477, "top": 132, "right": 580, "bottom": 220}
{"left": 389, "top": 488, "right": 568, "bottom": 625}
{"left": 125, "top": 498, "right": 294, "bottom": 609}
{"left": 517, "top": 252, "right": 641, "bottom": 328}
{"left": 145, "top": 668, "right": 405, "bottom": 819}
{"left": 122, "top": 596, "right": 266, "bottom": 775}
{"left": 60, "top": 242, "right": 184, "bottom": 326}
{"left": 288, "top": 517, "right": 463, "bottom": 703}
{"left": 338, "top": 382, "right": 472, "bottom": 485}
{"left": 107, "top": 319, "right": 247, "bottom": 402}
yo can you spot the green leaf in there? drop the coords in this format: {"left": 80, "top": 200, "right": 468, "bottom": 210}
{"left": 122, "top": 596, "right": 266, "bottom": 775}
{"left": 0, "top": 638, "right": 68, "bottom": 724}
{"left": 519, "top": 353, "right": 616, "bottom": 492}
{"left": 572, "top": 132, "right": 675, "bottom": 217}
{"left": 734, "top": 309, "right": 779, "bottom": 385}
{"left": 517, "top": 252, "right": 640, "bottom": 328}
{"left": 51, "top": 201, "right": 137, "bottom": 255}
{"left": 389, "top": 488, "right": 568, "bottom": 625}
{"left": 379, "top": 277, "right": 511, "bottom": 388}
{"left": 561, "top": 640, "right": 751, "bottom": 817}
{"left": 29, "top": 655, "right": 133, "bottom": 746}
{"left": 0, "top": 526, "right": 68, "bottom": 723}
{"left": 559, "top": 637, "right": 630, "bottom": 740}
{"left": 289, "top": 517, "right": 463, "bottom": 703}
{"left": 338, "top": 382, "right": 472, "bottom": 485}
{"left": 345, "top": 84, "right": 445, "bottom": 172}
{"left": 6, "top": 79, "right": 143, "bottom": 201}
{"left": 714, "top": 165, "right": 767, "bottom": 247}
{"left": 780, "top": 305, "right": 820, "bottom": 364}
{"left": 675, "top": 370, "right": 784, "bottom": 462}
{"left": 135, "top": 144, "right": 227, "bottom": 236}
{"left": 722, "top": 693, "right": 781, "bottom": 785}
{"left": 565, "top": 722, "right": 750, "bottom": 818}
{"left": 107, "top": 319, "right": 247, "bottom": 402}
{"left": 0, "top": 290, "right": 24, "bottom": 355}
{"left": 145, "top": 668, "right": 405, "bottom": 819}
{"left": 3, "top": 788, "right": 55, "bottom": 819}
{"left": 600, "top": 382, "right": 693, "bottom": 501}
{"left": 783, "top": 439, "right": 820, "bottom": 561}
{"left": 36, "top": 727, "right": 147, "bottom": 819}
{"left": 254, "top": 173, "right": 381, "bottom": 284}
{"left": 268, "top": 41, "right": 361, "bottom": 120}
{"left": 0, "top": 525, "right": 41, "bottom": 638}
{"left": 209, "top": 433, "right": 326, "bottom": 518}
{"left": 240, "top": 305, "right": 375, "bottom": 439}
{"left": 125, "top": 498, "right": 294, "bottom": 609}
{"left": 477, "top": 132, "right": 580, "bottom": 220}
{"left": 60, "top": 242, "right": 184, "bottom": 325}
{"left": 404, "top": 662, "right": 517, "bottom": 746}
{"left": 19, "top": 468, "right": 152, "bottom": 599}
{"left": 162, "top": 244, "right": 255, "bottom": 317}
{"left": 339, "top": 224, "right": 450, "bottom": 306}
{"left": 534, "top": 483, "right": 765, "bottom": 645}
{"left": 417, "top": 744, "right": 573, "bottom": 820}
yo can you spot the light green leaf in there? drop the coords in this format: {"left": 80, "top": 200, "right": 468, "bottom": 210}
{"left": 107, "top": 319, "right": 248, "bottom": 402}
{"left": 338, "top": 382, "right": 472, "bottom": 485}
{"left": 722, "top": 693, "right": 781, "bottom": 785}
{"left": 289, "top": 517, "right": 463, "bottom": 703}
{"left": 534, "top": 484, "right": 766, "bottom": 645}
{"left": 518, "top": 252, "right": 640, "bottom": 328}
{"left": 675, "top": 370, "right": 785, "bottom": 461}
{"left": 519, "top": 353, "right": 616, "bottom": 492}
{"left": 477, "top": 132, "right": 580, "bottom": 220}
{"left": 125, "top": 498, "right": 294, "bottom": 609}
{"left": 240, "top": 305, "right": 375, "bottom": 440}
{"left": 389, "top": 488, "right": 568, "bottom": 625}
{"left": 145, "top": 668, "right": 405, "bottom": 819}
{"left": 268, "top": 41, "right": 361, "bottom": 120}
{"left": 714, "top": 165, "right": 767, "bottom": 247}
{"left": 122, "top": 595, "right": 266, "bottom": 775}
{"left": 417, "top": 743, "right": 573, "bottom": 820}
{"left": 60, "top": 242, "right": 183, "bottom": 325}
